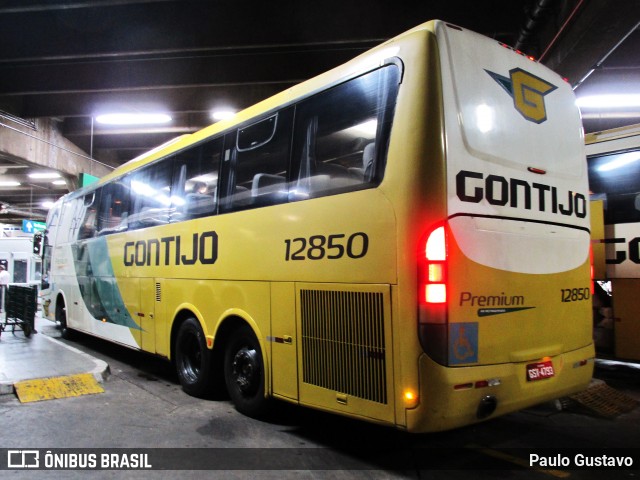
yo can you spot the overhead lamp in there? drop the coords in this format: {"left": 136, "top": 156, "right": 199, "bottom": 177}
{"left": 52, "top": 180, "right": 66, "bottom": 185}
{"left": 0, "top": 181, "right": 21, "bottom": 187}
{"left": 576, "top": 94, "right": 640, "bottom": 109}
{"left": 95, "top": 113, "right": 172, "bottom": 125}
{"left": 211, "top": 110, "right": 237, "bottom": 121}
{"left": 581, "top": 111, "right": 640, "bottom": 119}
{"left": 596, "top": 152, "right": 640, "bottom": 172}
{"left": 41, "top": 201, "right": 55, "bottom": 209}
{"left": 29, "top": 172, "right": 60, "bottom": 179}
{"left": 345, "top": 119, "right": 378, "bottom": 137}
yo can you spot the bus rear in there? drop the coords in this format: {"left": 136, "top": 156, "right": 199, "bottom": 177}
{"left": 408, "top": 22, "right": 594, "bottom": 431}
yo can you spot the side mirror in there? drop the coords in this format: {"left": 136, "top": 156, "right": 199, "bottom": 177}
{"left": 33, "top": 232, "right": 43, "bottom": 255}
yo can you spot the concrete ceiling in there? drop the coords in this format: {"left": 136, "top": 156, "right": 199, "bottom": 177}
{"left": 0, "top": 0, "right": 638, "bottom": 225}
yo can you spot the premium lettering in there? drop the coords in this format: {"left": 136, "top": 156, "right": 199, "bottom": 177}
{"left": 459, "top": 291, "right": 524, "bottom": 307}
{"left": 456, "top": 169, "right": 587, "bottom": 219}
{"left": 124, "top": 231, "right": 218, "bottom": 267}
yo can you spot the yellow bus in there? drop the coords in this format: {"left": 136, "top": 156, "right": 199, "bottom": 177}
{"left": 41, "top": 20, "right": 594, "bottom": 432}
{"left": 587, "top": 124, "right": 640, "bottom": 361}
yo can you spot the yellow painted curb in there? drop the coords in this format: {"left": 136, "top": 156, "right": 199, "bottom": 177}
{"left": 14, "top": 373, "right": 104, "bottom": 403}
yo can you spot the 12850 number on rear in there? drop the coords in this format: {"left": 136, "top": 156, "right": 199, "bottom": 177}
{"left": 560, "top": 287, "right": 590, "bottom": 303}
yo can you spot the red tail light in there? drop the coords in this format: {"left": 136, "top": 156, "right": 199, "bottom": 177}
{"left": 418, "top": 224, "right": 449, "bottom": 364}
{"left": 421, "top": 226, "right": 447, "bottom": 304}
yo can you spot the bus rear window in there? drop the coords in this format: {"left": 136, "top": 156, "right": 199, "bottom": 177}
{"left": 438, "top": 23, "right": 584, "bottom": 177}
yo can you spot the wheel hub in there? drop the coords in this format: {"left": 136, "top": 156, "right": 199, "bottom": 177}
{"left": 232, "top": 347, "right": 259, "bottom": 393}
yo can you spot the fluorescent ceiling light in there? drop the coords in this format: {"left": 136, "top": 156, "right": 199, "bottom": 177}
{"left": 211, "top": 110, "right": 236, "bottom": 121}
{"left": 597, "top": 152, "right": 640, "bottom": 172}
{"left": 581, "top": 111, "right": 640, "bottom": 119}
{"left": 345, "top": 119, "right": 378, "bottom": 137}
{"left": 29, "top": 172, "right": 60, "bottom": 179}
{"left": 41, "top": 201, "right": 55, "bottom": 209}
{"left": 52, "top": 180, "right": 66, "bottom": 185}
{"left": 577, "top": 94, "right": 640, "bottom": 109}
{"left": 131, "top": 180, "right": 156, "bottom": 197}
{"left": 96, "top": 113, "right": 172, "bottom": 125}
{"left": 0, "top": 181, "right": 21, "bottom": 187}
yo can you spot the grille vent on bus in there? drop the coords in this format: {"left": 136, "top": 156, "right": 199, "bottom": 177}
{"left": 300, "top": 289, "right": 387, "bottom": 404}
{"left": 155, "top": 283, "right": 161, "bottom": 302}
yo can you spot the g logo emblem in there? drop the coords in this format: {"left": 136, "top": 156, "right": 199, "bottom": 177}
{"left": 486, "top": 68, "right": 557, "bottom": 124}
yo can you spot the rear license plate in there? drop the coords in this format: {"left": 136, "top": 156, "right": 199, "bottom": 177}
{"left": 526, "top": 360, "right": 555, "bottom": 381}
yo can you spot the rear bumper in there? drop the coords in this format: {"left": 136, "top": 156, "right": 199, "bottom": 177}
{"left": 405, "top": 343, "right": 595, "bottom": 433}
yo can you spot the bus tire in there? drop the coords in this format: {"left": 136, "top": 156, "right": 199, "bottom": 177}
{"left": 224, "top": 324, "right": 269, "bottom": 417}
{"left": 56, "top": 298, "right": 73, "bottom": 340}
{"left": 175, "top": 317, "right": 214, "bottom": 398}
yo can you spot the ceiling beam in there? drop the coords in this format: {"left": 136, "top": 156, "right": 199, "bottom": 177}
{"left": 0, "top": 47, "right": 370, "bottom": 96}
{"left": 540, "top": 0, "right": 640, "bottom": 87}
{"left": 0, "top": 118, "right": 112, "bottom": 185}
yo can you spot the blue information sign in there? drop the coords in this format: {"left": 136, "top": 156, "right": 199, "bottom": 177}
{"left": 22, "top": 220, "right": 46, "bottom": 234}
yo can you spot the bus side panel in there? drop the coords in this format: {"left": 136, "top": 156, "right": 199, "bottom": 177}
{"left": 373, "top": 25, "right": 447, "bottom": 430}
{"left": 140, "top": 277, "right": 157, "bottom": 353}
{"left": 47, "top": 235, "right": 145, "bottom": 350}
{"left": 605, "top": 222, "right": 640, "bottom": 279}
{"left": 105, "top": 189, "right": 396, "bottom": 285}
{"left": 611, "top": 279, "right": 640, "bottom": 361}
{"left": 590, "top": 200, "right": 606, "bottom": 279}
{"left": 162, "top": 279, "right": 272, "bottom": 365}
{"left": 587, "top": 124, "right": 640, "bottom": 361}
{"left": 270, "top": 281, "right": 298, "bottom": 401}
{"left": 296, "top": 282, "right": 395, "bottom": 424}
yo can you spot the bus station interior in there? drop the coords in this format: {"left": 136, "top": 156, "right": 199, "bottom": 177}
{"left": 0, "top": 0, "right": 639, "bottom": 221}
{"left": 0, "top": 0, "right": 640, "bottom": 472}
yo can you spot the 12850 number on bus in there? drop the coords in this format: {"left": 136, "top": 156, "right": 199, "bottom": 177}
{"left": 284, "top": 233, "right": 369, "bottom": 261}
{"left": 560, "top": 287, "right": 590, "bottom": 303}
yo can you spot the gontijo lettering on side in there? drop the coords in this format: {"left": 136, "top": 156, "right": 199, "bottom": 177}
{"left": 123, "top": 231, "right": 218, "bottom": 267}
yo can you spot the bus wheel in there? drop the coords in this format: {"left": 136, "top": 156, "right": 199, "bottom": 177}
{"left": 224, "top": 325, "right": 269, "bottom": 417}
{"left": 56, "top": 299, "right": 73, "bottom": 340}
{"left": 175, "top": 317, "right": 213, "bottom": 397}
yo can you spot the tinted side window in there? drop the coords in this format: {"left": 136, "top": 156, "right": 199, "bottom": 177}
{"left": 589, "top": 149, "right": 640, "bottom": 224}
{"left": 291, "top": 65, "right": 400, "bottom": 199}
{"left": 130, "top": 161, "right": 174, "bottom": 229}
{"left": 220, "top": 109, "right": 293, "bottom": 212}
{"left": 97, "top": 178, "right": 130, "bottom": 235}
{"left": 238, "top": 116, "right": 277, "bottom": 151}
{"left": 172, "top": 137, "right": 223, "bottom": 221}
{"left": 78, "top": 193, "right": 97, "bottom": 240}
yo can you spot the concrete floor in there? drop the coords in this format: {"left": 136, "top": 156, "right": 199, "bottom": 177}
{"left": 0, "top": 314, "right": 108, "bottom": 394}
